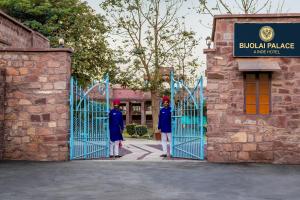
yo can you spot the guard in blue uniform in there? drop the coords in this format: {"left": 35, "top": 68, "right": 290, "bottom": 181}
{"left": 109, "top": 99, "right": 124, "bottom": 158}
{"left": 158, "top": 96, "right": 172, "bottom": 157}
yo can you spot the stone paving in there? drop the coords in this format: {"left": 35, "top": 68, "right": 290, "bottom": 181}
{"left": 117, "top": 138, "right": 170, "bottom": 161}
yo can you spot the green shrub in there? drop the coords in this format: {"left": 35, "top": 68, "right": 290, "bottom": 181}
{"left": 126, "top": 124, "right": 136, "bottom": 136}
{"left": 135, "top": 125, "right": 148, "bottom": 137}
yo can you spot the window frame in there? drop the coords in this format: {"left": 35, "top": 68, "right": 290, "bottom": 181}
{"left": 243, "top": 72, "right": 272, "bottom": 116}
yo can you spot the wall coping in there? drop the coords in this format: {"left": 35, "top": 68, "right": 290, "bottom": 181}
{"left": 211, "top": 13, "right": 300, "bottom": 41}
{"left": 0, "top": 48, "right": 73, "bottom": 53}
{"left": 0, "top": 9, "right": 49, "bottom": 42}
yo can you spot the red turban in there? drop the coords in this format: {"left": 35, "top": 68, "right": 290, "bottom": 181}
{"left": 162, "top": 96, "right": 170, "bottom": 103}
{"left": 113, "top": 99, "right": 121, "bottom": 106}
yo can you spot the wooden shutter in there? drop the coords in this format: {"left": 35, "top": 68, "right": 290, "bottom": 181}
{"left": 259, "top": 74, "right": 270, "bottom": 115}
{"left": 244, "top": 73, "right": 271, "bottom": 115}
{"left": 245, "top": 74, "right": 257, "bottom": 114}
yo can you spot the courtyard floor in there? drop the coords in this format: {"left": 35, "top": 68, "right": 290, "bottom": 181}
{"left": 0, "top": 160, "right": 300, "bottom": 200}
{"left": 118, "top": 138, "right": 171, "bottom": 161}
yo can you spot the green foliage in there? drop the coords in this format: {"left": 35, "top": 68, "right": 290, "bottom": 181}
{"left": 0, "top": 0, "right": 117, "bottom": 85}
{"left": 135, "top": 125, "right": 148, "bottom": 137}
{"left": 125, "top": 124, "right": 148, "bottom": 137}
{"left": 101, "top": 0, "right": 200, "bottom": 90}
{"left": 126, "top": 124, "right": 136, "bottom": 136}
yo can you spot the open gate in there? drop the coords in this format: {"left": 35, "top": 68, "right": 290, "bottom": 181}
{"left": 170, "top": 71, "right": 205, "bottom": 160}
{"left": 70, "top": 75, "right": 110, "bottom": 160}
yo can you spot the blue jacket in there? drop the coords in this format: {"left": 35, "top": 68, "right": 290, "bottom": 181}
{"left": 109, "top": 108, "right": 124, "bottom": 142}
{"left": 158, "top": 106, "right": 171, "bottom": 133}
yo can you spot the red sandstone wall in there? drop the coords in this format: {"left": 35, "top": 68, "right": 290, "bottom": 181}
{"left": 0, "top": 69, "right": 5, "bottom": 159}
{"left": 0, "top": 50, "right": 71, "bottom": 161}
{"left": 205, "top": 16, "right": 300, "bottom": 164}
{"left": 0, "top": 11, "right": 50, "bottom": 48}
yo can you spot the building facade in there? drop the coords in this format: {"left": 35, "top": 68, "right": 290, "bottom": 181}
{"left": 204, "top": 14, "right": 300, "bottom": 164}
{"left": 109, "top": 85, "right": 153, "bottom": 128}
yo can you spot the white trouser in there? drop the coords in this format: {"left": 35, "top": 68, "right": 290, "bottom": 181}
{"left": 110, "top": 140, "right": 120, "bottom": 156}
{"left": 161, "top": 132, "right": 172, "bottom": 155}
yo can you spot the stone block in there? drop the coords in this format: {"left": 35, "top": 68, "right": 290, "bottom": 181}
{"left": 243, "top": 120, "right": 257, "bottom": 125}
{"left": 207, "top": 83, "right": 219, "bottom": 90}
{"left": 48, "top": 60, "right": 61, "bottom": 68}
{"left": 19, "top": 68, "right": 28, "bottom": 75}
{"left": 48, "top": 122, "right": 57, "bottom": 128}
{"left": 30, "top": 115, "right": 41, "bottom": 122}
{"left": 27, "top": 128, "right": 35, "bottom": 135}
{"left": 250, "top": 151, "right": 273, "bottom": 161}
{"left": 238, "top": 152, "right": 249, "bottom": 160}
{"left": 247, "top": 134, "right": 254, "bottom": 142}
{"left": 54, "top": 81, "right": 66, "bottom": 90}
{"left": 27, "top": 106, "right": 42, "bottom": 113}
{"left": 242, "top": 143, "right": 257, "bottom": 151}
{"left": 35, "top": 98, "right": 46, "bottom": 105}
{"left": 223, "top": 144, "right": 233, "bottom": 151}
{"left": 278, "top": 89, "right": 289, "bottom": 94}
{"left": 207, "top": 72, "right": 224, "bottom": 79}
{"left": 258, "top": 142, "right": 273, "bottom": 151}
{"left": 6, "top": 67, "right": 18, "bottom": 76}
{"left": 19, "top": 99, "right": 31, "bottom": 105}
{"left": 231, "top": 132, "right": 247, "bottom": 143}
{"left": 42, "top": 83, "right": 53, "bottom": 90}
{"left": 22, "top": 136, "right": 30, "bottom": 143}
{"left": 215, "top": 104, "right": 228, "bottom": 110}
{"left": 42, "top": 114, "right": 50, "bottom": 122}
{"left": 39, "top": 76, "right": 48, "bottom": 82}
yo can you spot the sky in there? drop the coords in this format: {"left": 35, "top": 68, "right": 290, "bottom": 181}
{"left": 84, "top": 0, "right": 300, "bottom": 82}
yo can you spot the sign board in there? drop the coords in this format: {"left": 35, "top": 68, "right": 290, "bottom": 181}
{"left": 234, "top": 23, "right": 300, "bottom": 57}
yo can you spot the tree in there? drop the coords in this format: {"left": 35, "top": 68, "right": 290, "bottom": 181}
{"left": 173, "top": 29, "right": 201, "bottom": 86}
{"left": 101, "top": 0, "right": 199, "bottom": 133}
{"left": 0, "top": 0, "right": 117, "bottom": 84}
{"left": 198, "top": 0, "right": 285, "bottom": 16}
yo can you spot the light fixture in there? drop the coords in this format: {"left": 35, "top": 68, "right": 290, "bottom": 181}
{"left": 205, "top": 36, "right": 212, "bottom": 49}
{"left": 58, "top": 38, "right": 65, "bottom": 48}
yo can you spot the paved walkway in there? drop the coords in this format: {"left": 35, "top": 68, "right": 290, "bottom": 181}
{"left": 118, "top": 138, "right": 168, "bottom": 161}
{"left": 0, "top": 161, "right": 300, "bottom": 200}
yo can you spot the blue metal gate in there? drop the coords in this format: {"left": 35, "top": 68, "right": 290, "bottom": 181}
{"left": 70, "top": 76, "right": 110, "bottom": 160}
{"left": 170, "top": 71, "right": 205, "bottom": 160}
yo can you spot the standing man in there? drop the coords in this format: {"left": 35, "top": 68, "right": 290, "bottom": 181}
{"left": 158, "top": 96, "right": 172, "bottom": 157}
{"left": 109, "top": 99, "right": 124, "bottom": 158}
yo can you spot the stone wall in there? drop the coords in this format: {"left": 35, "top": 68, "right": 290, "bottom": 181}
{"left": 0, "top": 49, "right": 71, "bottom": 161}
{"left": 205, "top": 15, "right": 300, "bottom": 164}
{"left": 0, "top": 10, "right": 49, "bottom": 48}
{"left": 0, "top": 69, "right": 5, "bottom": 159}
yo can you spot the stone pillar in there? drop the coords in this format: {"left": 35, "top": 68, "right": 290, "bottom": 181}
{"left": 141, "top": 101, "right": 146, "bottom": 125}
{"left": 0, "top": 48, "right": 72, "bottom": 161}
{"left": 126, "top": 101, "right": 130, "bottom": 125}
{"left": 0, "top": 69, "right": 5, "bottom": 160}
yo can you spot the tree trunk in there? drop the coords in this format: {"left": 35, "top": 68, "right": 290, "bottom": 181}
{"left": 151, "top": 90, "right": 160, "bottom": 137}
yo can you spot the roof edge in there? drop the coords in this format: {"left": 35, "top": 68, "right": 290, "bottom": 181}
{"left": 0, "top": 48, "right": 73, "bottom": 53}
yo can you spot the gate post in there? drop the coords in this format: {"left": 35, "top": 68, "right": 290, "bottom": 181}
{"left": 170, "top": 71, "right": 175, "bottom": 157}
{"left": 70, "top": 77, "right": 74, "bottom": 160}
{"left": 200, "top": 77, "right": 204, "bottom": 160}
{"left": 105, "top": 74, "right": 110, "bottom": 158}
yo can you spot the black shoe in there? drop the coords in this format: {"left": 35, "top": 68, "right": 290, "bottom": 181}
{"left": 160, "top": 154, "right": 167, "bottom": 157}
{"left": 115, "top": 155, "right": 122, "bottom": 158}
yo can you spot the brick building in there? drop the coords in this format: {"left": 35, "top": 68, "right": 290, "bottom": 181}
{"left": 0, "top": 10, "right": 72, "bottom": 161}
{"left": 109, "top": 85, "right": 153, "bottom": 127}
{"left": 204, "top": 14, "right": 300, "bottom": 164}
